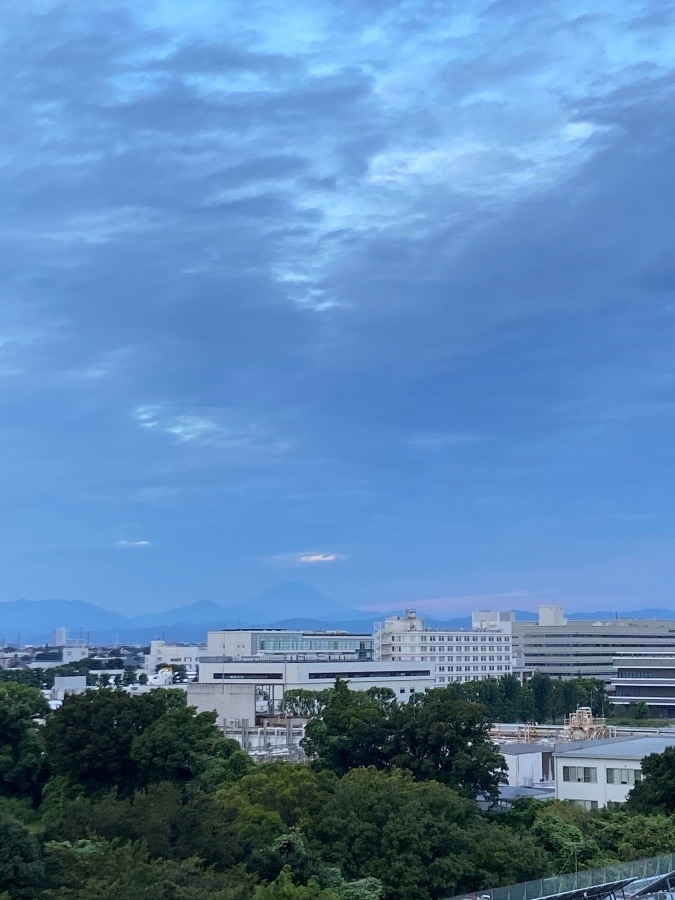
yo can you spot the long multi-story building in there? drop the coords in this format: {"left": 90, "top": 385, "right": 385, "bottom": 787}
{"left": 190, "top": 626, "right": 432, "bottom": 726}
{"left": 508, "top": 605, "right": 675, "bottom": 682}
{"left": 374, "top": 609, "right": 515, "bottom": 685}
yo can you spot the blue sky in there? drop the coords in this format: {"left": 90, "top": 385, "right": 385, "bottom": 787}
{"left": 1, "top": 0, "right": 674, "bottom": 615}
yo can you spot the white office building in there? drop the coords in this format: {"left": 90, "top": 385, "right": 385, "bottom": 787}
{"left": 143, "top": 640, "right": 205, "bottom": 673}
{"left": 374, "top": 609, "right": 515, "bottom": 685}
{"left": 190, "top": 627, "right": 433, "bottom": 726}
{"left": 554, "top": 735, "right": 675, "bottom": 808}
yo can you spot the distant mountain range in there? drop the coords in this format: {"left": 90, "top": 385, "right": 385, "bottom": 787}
{"left": 2, "top": 583, "right": 675, "bottom": 645}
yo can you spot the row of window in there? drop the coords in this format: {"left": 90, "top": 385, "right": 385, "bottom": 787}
{"left": 437, "top": 665, "right": 506, "bottom": 673}
{"left": 437, "top": 675, "right": 491, "bottom": 683}
{"left": 390, "top": 635, "right": 508, "bottom": 643}
{"left": 392, "top": 654, "right": 509, "bottom": 663}
{"left": 562, "top": 766, "right": 642, "bottom": 785}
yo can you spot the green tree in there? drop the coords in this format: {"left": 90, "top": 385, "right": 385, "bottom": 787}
{"left": 531, "top": 815, "right": 601, "bottom": 872}
{"left": 130, "top": 705, "right": 242, "bottom": 787}
{"left": 627, "top": 746, "right": 675, "bottom": 813}
{"left": 590, "top": 811, "right": 675, "bottom": 861}
{"left": 253, "top": 867, "right": 339, "bottom": 900}
{"left": 302, "top": 680, "right": 393, "bottom": 776}
{"left": 0, "top": 682, "right": 48, "bottom": 803}
{"left": 497, "top": 674, "right": 521, "bottom": 722}
{"left": 516, "top": 684, "right": 537, "bottom": 723}
{"left": 625, "top": 701, "right": 650, "bottom": 720}
{"left": 530, "top": 673, "right": 553, "bottom": 722}
{"left": 0, "top": 813, "right": 45, "bottom": 899}
{"left": 390, "top": 687, "right": 506, "bottom": 802}
{"left": 307, "top": 767, "right": 544, "bottom": 900}
{"left": 41, "top": 838, "right": 254, "bottom": 900}
{"left": 44, "top": 688, "right": 185, "bottom": 795}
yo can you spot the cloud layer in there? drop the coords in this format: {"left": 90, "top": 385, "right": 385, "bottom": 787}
{"left": 1, "top": 0, "right": 674, "bottom": 612}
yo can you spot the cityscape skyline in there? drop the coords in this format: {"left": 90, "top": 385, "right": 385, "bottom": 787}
{"left": 1, "top": 2, "right": 674, "bottom": 613}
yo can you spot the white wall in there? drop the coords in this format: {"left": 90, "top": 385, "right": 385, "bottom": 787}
{"left": 502, "top": 750, "right": 550, "bottom": 787}
{"left": 144, "top": 640, "right": 205, "bottom": 671}
{"left": 554, "top": 755, "right": 643, "bottom": 808}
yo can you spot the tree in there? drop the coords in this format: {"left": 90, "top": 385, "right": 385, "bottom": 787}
{"left": 516, "top": 684, "right": 537, "bottom": 723}
{"left": 44, "top": 688, "right": 186, "bottom": 795}
{"left": 530, "top": 673, "right": 553, "bottom": 722}
{"left": 302, "top": 680, "right": 393, "bottom": 775}
{"left": 389, "top": 687, "right": 506, "bottom": 802}
{"left": 306, "top": 767, "right": 544, "bottom": 900}
{"left": 625, "top": 701, "right": 650, "bottom": 720}
{"left": 589, "top": 812, "right": 675, "bottom": 861}
{"left": 0, "top": 813, "right": 45, "bottom": 899}
{"left": 41, "top": 838, "right": 255, "bottom": 899}
{"left": 0, "top": 683, "right": 49, "bottom": 803}
{"left": 131, "top": 705, "right": 245, "bottom": 787}
{"left": 531, "top": 815, "right": 601, "bottom": 872}
{"left": 253, "top": 867, "right": 340, "bottom": 900}
{"left": 627, "top": 746, "right": 675, "bottom": 813}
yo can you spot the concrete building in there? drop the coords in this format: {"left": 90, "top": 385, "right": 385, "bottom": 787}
{"left": 508, "top": 605, "right": 675, "bottom": 682}
{"left": 203, "top": 628, "right": 373, "bottom": 662}
{"left": 375, "top": 609, "right": 514, "bottom": 685}
{"left": 611, "top": 656, "right": 675, "bottom": 718}
{"left": 554, "top": 735, "right": 675, "bottom": 808}
{"left": 190, "top": 655, "right": 434, "bottom": 726}
{"left": 143, "top": 640, "right": 205, "bottom": 674}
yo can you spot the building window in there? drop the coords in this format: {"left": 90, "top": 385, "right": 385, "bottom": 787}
{"left": 562, "top": 766, "right": 598, "bottom": 783}
{"left": 569, "top": 800, "right": 599, "bottom": 811}
{"left": 606, "top": 768, "right": 642, "bottom": 785}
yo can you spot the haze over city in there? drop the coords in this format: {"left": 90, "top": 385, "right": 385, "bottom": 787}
{"left": 2, "top": 1, "right": 675, "bottom": 615}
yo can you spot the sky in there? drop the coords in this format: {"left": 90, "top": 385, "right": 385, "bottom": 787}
{"left": 1, "top": 0, "right": 675, "bottom": 616}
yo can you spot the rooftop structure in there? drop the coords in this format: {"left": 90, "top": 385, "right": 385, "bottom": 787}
{"left": 203, "top": 627, "right": 373, "bottom": 663}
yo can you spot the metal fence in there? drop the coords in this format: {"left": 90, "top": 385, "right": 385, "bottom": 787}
{"left": 442, "top": 852, "right": 675, "bottom": 900}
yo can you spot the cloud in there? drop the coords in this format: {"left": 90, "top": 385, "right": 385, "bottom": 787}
{"left": 0, "top": 0, "right": 674, "bottom": 611}
{"left": 117, "top": 539, "right": 153, "bottom": 548}
{"left": 266, "top": 551, "right": 347, "bottom": 566}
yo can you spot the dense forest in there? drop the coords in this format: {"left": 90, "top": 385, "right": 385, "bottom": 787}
{"left": 1, "top": 676, "right": 675, "bottom": 900}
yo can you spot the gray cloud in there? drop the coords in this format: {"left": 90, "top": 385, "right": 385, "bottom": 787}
{"left": 0, "top": 0, "right": 674, "bottom": 609}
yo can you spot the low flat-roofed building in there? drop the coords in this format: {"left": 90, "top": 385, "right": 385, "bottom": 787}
{"left": 499, "top": 742, "right": 555, "bottom": 786}
{"left": 554, "top": 735, "right": 675, "bottom": 808}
